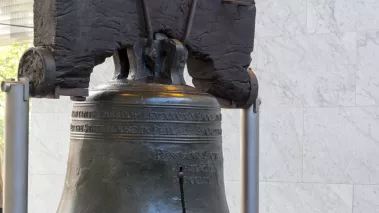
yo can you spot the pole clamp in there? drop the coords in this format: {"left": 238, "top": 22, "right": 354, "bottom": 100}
{"left": 1, "top": 78, "right": 29, "bottom": 101}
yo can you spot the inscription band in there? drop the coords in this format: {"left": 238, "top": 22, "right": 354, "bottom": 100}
{"left": 72, "top": 110, "right": 222, "bottom": 122}
{"left": 70, "top": 124, "right": 222, "bottom": 136}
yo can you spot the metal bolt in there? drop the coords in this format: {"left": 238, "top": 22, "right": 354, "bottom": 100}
{"left": 1, "top": 81, "right": 10, "bottom": 92}
{"left": 152, "top": 50, "right": 158, "bottom": 59}
{"left": 148, "top": 49, "right": 158, "bottom": 60}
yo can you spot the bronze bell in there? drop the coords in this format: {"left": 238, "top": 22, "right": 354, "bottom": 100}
{"left": 57, "top": 39, "right": 230, "bottom": 213}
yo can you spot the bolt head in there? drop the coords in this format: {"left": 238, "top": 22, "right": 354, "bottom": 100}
{"left": 1, "top": 81, "right": 10, "bottom": 92}
{"left": 150, "top": 49, "right": 158, "bottom": 59}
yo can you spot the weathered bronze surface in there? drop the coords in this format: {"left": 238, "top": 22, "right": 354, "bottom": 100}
{"left": 57, "top": 79, "right": 230, "bottom": 213}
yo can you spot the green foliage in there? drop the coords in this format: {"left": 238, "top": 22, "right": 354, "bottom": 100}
{"left": 0, "top": 43, "right": 31, "bottom": 148}
{"left": 0, "top": 44, "right": 30, "bottom": 79}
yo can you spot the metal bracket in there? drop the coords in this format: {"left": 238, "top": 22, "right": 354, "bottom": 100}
{"left": 113, "top": 33, "right": 188, "bottom": 85}
{"left": 54, "top": 86, "right": 89, "bottom": 100}
{"left": 253, "top": 98, "right": 261, "bottom": 113}
{"left": 159, "top": 39, "right": 188, "bottom": 85}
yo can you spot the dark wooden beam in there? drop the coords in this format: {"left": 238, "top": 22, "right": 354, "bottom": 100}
{"left": 31, "top": 0, "right": 256, "bottom": 107}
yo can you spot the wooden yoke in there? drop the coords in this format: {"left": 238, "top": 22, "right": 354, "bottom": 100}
{"left": 18, "top": 0, "right": 257, "bottom": 108}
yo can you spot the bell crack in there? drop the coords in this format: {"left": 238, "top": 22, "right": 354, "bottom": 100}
{"left": 177, "top": 167, "right": 186, "bottom": 213}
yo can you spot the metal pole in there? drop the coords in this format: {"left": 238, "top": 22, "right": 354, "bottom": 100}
{"left": 1, "top": 78, "right": 29, "bottom": 213}
{"left": 241, "top": 99, "right": 260, "bottom": 213}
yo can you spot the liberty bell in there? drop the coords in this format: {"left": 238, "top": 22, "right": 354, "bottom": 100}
{"left": 0, "top": 1, "right": 260, "bottom": 213}
{"left": 56, "top": 37, "right": 230, "bottom": 213}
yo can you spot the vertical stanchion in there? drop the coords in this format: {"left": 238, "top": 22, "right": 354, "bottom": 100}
{"left": 241, "top": 99, "right": 260, "bottom": 213}
{"left": 1, "top": 78, "right": 29, "bottom": 213}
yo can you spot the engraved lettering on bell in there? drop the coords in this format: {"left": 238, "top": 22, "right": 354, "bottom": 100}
{"left": 155, "top": 149, "right": 220, "bottom": 161}
{"left": 172, "top": 164, "right": 217, "bottom": 173}
{"left": 172, "top": 176, "right": 211, "bottom": 185}
{"left": 58, "top": 80, "right": 230, "bottom": 213}
{"left": 71, "top": 109, "right": 222, "bottom": 122}
{"left": 70, "top": 123, "right": 222, "bottom": 136}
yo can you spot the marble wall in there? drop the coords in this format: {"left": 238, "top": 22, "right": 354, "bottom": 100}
{"left": 28, "top": 0, "right": 379, "bottom": 212}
